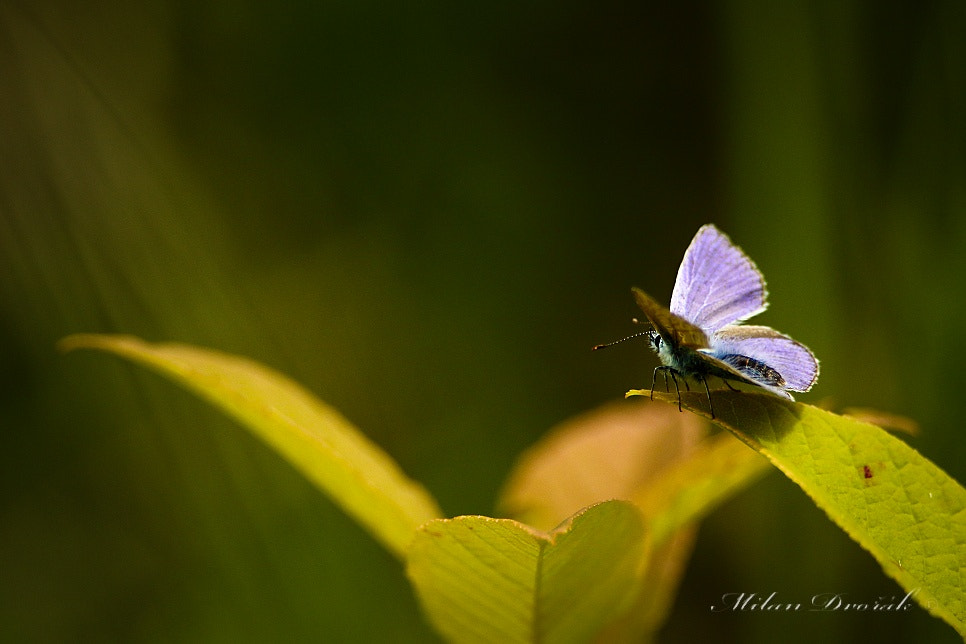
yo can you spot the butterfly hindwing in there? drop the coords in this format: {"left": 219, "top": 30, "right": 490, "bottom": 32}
{"left": 689, "top": 350, "right": 793, "bottom": 398}
{"left": 705, "top": 324, "right": 819, "bottom": 393}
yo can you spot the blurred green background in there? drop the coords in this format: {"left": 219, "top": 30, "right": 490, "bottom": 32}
{"left": 2, "top": 1, "right": 964, "bottom": 642}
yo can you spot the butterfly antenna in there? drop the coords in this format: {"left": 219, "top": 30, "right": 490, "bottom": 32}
{"left": 592, "top": 330, "right": 651, "bottom": 351}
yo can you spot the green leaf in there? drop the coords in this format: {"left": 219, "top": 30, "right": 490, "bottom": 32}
{"left": 406, "top": 500, "right": 648, "bottom": 644}
{"left": 60, "top": 334, "right": 443, "bottom": 559}
{"left": 630, "top": 387, "right": 966, "bottom": 638}
{"left": 498, "top": 400, "right": 769, "bottom": 640}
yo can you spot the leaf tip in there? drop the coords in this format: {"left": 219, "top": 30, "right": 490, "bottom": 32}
{"left": 58, "top": 333, "right": 145, "bottom": 356}
{"left": 57, "top": 333, "right": 97, "bottom": 354}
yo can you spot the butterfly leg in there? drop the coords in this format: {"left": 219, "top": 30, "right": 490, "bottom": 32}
{"left": 651, "top": 366, "right": 685, "bottom": 412}
{"left": 650, "top": 366, "right": 669, "bottom": 398}
{"left": 722, "top": 379, "right": 740, "bottom": 392}
{"left": 700, "top": 374, "right": 715, "bottom": 419}
{"left": 650, "top": 366, "right": 681, "bottom": 411}
{"left": 667, "top": 369, "right": 683, "bottom": 412}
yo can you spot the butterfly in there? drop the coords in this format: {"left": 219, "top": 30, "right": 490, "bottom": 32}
{"left": 597, "top": 224, "right": 819, "bottom": 418}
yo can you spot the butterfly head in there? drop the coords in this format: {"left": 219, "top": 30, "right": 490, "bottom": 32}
{"left": 646, "top": 329, "right": 678, "bottom": 364}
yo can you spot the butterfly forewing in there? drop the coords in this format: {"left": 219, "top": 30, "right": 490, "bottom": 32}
{"left": 669, "top": 225, "right": 768, "bottom": 335}
{"left": 632, "top": 287, "right": 708, "bottom": 349}
{"left": 707, "top": 324, "right": 819, "bottom": 392}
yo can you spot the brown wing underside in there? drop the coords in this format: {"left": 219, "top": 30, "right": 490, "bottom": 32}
{"left": 631, "top": 287, "right": 709, "bottom": 349}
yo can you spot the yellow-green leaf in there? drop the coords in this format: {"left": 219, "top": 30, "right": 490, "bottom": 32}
{"left": 60, "top": 334, "right": 443, "bottom": 558}
{"left": 605, "top": 430, "right": 773, "bottom": 642}
{"left": 498, "top": 400, "right": 769, "bottom": 640}
{"left": 406, "top": 500, "right": 648, "bottom": 644}
{"left": 630, "top": 387, "right": 966, "bottom": 638}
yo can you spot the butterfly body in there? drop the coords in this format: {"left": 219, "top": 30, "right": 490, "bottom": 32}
{"left": 644, "top": 330, "right": 712, "bottom": 380}
{"left": 646, "top": 329, "right": 769, "bottom": 386}
{"left": 630, "top": 224, "right": 818, "bottom": 416}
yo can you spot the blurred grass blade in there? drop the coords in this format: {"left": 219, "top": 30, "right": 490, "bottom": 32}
{"left": 631, "top": 387, "right": 966, "bottom": 638}
{"left": 60, "top": 334, "right": 443, "bottom": 559}
{"left": 841, "top": 406, "right": 921, "bottom": 436}
{"left": 406, "top": 500, "right": 647, "bottom": 644}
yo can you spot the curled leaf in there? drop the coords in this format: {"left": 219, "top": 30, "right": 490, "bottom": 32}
{"left": 60, "top": 334, "right": 443, "bottom": 559}
{"left": 406, "top": 501, "right": 648, "bottom": 644}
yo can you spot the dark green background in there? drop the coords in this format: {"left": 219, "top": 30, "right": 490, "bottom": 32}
{"left": 2, "top": 1, "right": 963, "bottom": 642}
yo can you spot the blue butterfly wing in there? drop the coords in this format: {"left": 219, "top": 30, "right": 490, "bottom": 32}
{"left": 669, "top": 224, "right": 768, "bottom": 335}
{"left": 705, "top": 324, "right": 819, "bottom": 394}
